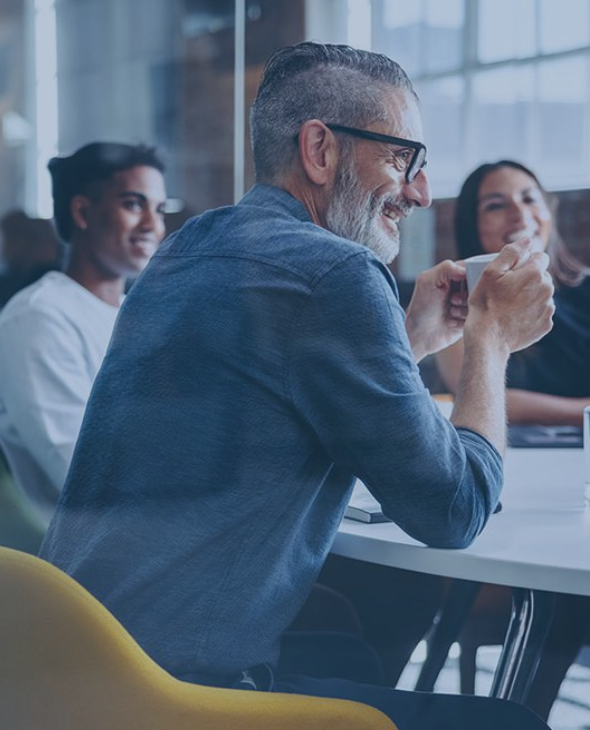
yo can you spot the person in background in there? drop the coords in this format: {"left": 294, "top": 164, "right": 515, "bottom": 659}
{"left": 436, "top": 159, "right": 590, "bottom": 427}
{"left": 0, "top": 209, "right": 64, "bottom": 308}
{"left": 40, "top": 43, "right": 554, "bottom": 729}
{"left": 435, "top": 159, "right": 590, "bottom": 722}
{"left": 0, "top": 142, "right": 167, "bottom": 527}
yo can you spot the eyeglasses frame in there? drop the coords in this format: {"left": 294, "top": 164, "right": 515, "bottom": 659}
{"left": 325, "top": 123, "right": 427, "bottom": 184}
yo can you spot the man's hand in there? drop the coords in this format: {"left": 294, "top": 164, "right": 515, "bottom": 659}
{"left": 405, "top": 260, "right": 468, "bottom": 362}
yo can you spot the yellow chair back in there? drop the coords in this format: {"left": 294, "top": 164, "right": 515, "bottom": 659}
{"left": 0, "top": 547, "right": 395, "bottom": 730}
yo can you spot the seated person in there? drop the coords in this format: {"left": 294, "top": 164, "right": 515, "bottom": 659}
{"left": 0, "top": 142, "right": 167, "bottom": 526}
{"left": 435, "top": 159, "right": 590, "bottom": 721}
{"left": 0, "top": 209, "right": 64, "bottom": 308}
{"left": 436, "top": 159, "right": 590, "bottom": 427}
{"left": 40, "top": 43, "right": 553, "bottom": 730}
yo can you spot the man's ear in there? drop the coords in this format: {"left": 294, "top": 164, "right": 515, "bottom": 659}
{"left": 70, "top": 195, "right": 90, "bottom": 232}
{"left": 297, "top": 119, "right": 339, "bottom": 186}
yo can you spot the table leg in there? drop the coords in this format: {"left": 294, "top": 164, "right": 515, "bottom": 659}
{"left": 490, "top": 589, "right": 555, "bottom": 702}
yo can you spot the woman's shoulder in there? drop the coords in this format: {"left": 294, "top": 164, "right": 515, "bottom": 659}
{"left": 555, "top": 275, "right": 590, "bottom": 306}
{"left": 549, "top": 276, "right": 590, "bottom": 341}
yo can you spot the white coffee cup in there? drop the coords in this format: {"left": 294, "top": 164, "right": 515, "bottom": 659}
{"left": 464, "top": 253, "right": 499, "bottom": 293}
{"left": 584, "top": 406, "right": 590, "bottom": 505}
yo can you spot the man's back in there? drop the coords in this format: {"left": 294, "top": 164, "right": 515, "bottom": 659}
{"left": 41, "top": 184, "right": 494, "bottom": 683}
{"left": 40, "top": 184, "right": 378, "bottom": 678}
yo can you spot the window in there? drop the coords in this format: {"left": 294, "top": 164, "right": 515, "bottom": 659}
{"left": 539, "top": 0, "right": 590, "bottom": 53}
{"left": 478, "top": 0, "right": 536, "bottom": 62}
{"left": 319, "top": 0, "right": 590, "bottom": 197}
{"left": 471, "top": 64, "right": 536, "bottom": 163}
{"left": 372, "top": 0, "right": 464, "bottom": 76}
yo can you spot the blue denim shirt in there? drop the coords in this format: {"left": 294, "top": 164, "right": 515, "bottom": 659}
{"left": 40, "top": 183, "right": 502, "bottom": 681}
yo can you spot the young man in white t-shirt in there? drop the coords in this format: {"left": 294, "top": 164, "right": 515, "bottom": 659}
{"left": 0, "top": 142, "right": 167, "bottom": 525}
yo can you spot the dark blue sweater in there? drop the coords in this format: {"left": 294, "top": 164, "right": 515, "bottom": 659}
{"left": 507, "top": 276, "right": 590, "bottom": 397}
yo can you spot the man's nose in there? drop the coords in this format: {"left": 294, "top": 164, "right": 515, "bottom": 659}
{"left": 404, "top": 168, "right": 432, "bottom": 209}
{"left": 141, "top": 207, "right": 163, "bottom": 235}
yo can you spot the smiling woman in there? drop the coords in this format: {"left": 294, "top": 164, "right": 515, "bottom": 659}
{"left": 432, "top": 159, "right": 590, "bottom": 723}
{"left": 435, "top": 158, "right": 590, "bottom": 427}
{"left": 475, "top": 167, "right": 552, "bottom": 255}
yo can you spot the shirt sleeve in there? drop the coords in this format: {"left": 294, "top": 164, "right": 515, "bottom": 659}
{"left": 0, "top": 306, "right": 95, "bottom": 492}
{"left": 288, "top": 252, "right": 503, "bottom": 549}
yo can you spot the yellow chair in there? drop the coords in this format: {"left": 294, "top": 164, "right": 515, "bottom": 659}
{"left": 0, "top": 547, "right": 395, "bottom": 730}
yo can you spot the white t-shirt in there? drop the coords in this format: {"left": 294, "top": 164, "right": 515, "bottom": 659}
{"left": 0, "top": 272, "right": 120, "bottom": 526}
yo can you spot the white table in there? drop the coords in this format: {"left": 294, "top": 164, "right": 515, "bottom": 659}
{"left": 333, "top": 448, "right": 590, "bottom": 701}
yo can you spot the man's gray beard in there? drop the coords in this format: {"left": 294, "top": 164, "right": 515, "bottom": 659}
{"left": 325, "top": 160, "right": 400, "bottom": 264}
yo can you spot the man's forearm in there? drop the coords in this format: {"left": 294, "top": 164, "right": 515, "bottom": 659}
{"left": 450, "top": 338, "right": 509, "bottom": 455}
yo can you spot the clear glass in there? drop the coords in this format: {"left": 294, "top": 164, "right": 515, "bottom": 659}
{"left": 6, "top": 0, "right": 590, "bottom": 239}
{"left": 540, "top": 0, "right": 590, "bottom": 53}
{"left": 537, "top": 56, "right": 587, "bottom": 181}
{"left": 0, "top": 0, "right": 305, "bottom": 244}
{"left": 382, "top": 0, "right": 421, "bottom": 27}
{"left": 374, "top": 0, "right": 463, "bottom": 76}
{"left": 0, "top": 0, "right": 29, "bottom": 231}
{"left": 415, "top": 75, "right": 465, "bottom": 198}
{"left": 478, "top": 0, "right": 536, "bottom": 62}
{"left": 471, "top": 64, "right": 535, "bottom": 164}
{"left": 584, "top": 406, "right": 590, "bottom": 505}
{"left": 423, "top": 0, "right": 464, "bottom": 73}
{"left": 373, "top": 0, "right": 422, "bottom": 76}
{"left": 347, "top": 0, "right": 372, "bottom": 50}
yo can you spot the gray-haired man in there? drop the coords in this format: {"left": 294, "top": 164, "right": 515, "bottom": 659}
{"left": 41, "top": 43, "right": 553, "bottom": 729}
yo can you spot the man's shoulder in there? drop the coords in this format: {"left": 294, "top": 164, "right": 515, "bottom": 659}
{"left": 0, "top": 272, "right": 99, "bottom": 330}
{"left": 0, "top": 272, "right": 65, "bottom": 315}
{"left": 162, "top": 184, "right": 379, "bottom": 285}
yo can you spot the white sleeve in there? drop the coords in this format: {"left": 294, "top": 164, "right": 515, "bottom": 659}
{"left": 0, "top": 307, "right": 95, "bottom": 492}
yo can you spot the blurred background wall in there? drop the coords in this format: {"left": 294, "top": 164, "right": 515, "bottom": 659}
{"left": 0, "top": 0, "right": 589, "bottom": 280}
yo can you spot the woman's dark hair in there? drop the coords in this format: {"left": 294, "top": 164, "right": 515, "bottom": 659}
{"left": 454, "top": 159, "right": 588, "bottom": 287}
{"left": 48, "top": 142, "right": 165, "bottom": 242}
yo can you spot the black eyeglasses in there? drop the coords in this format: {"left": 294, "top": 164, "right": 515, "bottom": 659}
{"left": 326, "top": 123, "right": 427, "bottom": 184}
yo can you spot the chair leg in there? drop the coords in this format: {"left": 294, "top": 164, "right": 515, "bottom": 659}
{"left": 459, "top": 638, "right": 477, "bottom": 694}
{"left": 415, "top": 580, "right": 481, "bottom": 692}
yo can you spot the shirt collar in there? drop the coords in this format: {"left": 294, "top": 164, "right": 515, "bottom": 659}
{"left": 239, "top": 184, "right": 313, "bottom": 225}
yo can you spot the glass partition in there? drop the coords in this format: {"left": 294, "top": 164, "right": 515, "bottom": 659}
{"left": 0, "top": 0, "right": 305, "bottom": 248}
{"left": 2, "top": 0, "right": 590, "bottom": 275}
